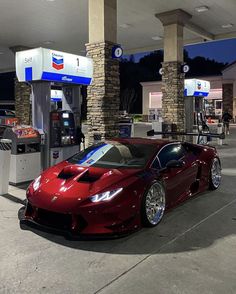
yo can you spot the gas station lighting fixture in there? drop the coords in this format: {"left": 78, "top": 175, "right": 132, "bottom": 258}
{"left": 221, "top": 23, "right": 233, "bottom": 29}
{"left": 151, "top": 36, "right": 162, "bottom": 41}
{"left": 43, "top": 41, "right": 55, "bottom": 45}
{"left": 119, "top": 23, "right": 131, "bottom": 29}
{"left": 195, "top": 6, "right": 209, "bottom": 13}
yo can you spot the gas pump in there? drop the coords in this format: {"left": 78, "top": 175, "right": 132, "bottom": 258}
{"left": 16, "top": 47, "right": 93, "bottom": 170}
{"left": 184, "top": 79, "right": 210, "bottom": 143}
{"left": 49, "top": 110, "right": 81, "bottom": 166}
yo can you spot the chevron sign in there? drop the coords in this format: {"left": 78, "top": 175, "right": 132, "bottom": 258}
{"left": 52, "top": 53, "right": 64, "bottom": 70}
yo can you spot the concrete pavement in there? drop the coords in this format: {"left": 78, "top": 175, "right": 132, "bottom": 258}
{"left": 0, "top": 126, "right": 236, "bottom": 294}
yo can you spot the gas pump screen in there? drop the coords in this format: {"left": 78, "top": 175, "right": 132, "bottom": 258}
{"left": 63, "top": 121, "right": 69, "bottom": 127}
{"left": 62, "top": 113, "right": 69, "bottom": 118}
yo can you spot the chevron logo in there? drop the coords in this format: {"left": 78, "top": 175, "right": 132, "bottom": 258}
{"left": 52, "top": 53, "right": 64, "bottom": 70}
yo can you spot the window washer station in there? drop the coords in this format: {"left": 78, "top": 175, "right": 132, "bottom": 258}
{"left": 15, "top": 47, "right": 93, "bottom": 172}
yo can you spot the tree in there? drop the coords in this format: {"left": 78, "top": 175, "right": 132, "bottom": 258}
{"left": 120, "top": 88, "right": 137, "bottom": 113}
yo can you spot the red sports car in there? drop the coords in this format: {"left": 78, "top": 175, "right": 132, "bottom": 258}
{"left": 23, "top": 138, "right": 221, "bottom": 236}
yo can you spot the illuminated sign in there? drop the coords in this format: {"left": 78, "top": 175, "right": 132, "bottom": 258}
{"left": 184, "top": 79, "right": 210, "bottom": 97}
{"left": 16, "top": 48, "right": 93, "bottom": 85}
{"left": 51, "top": 89, "right": 63, "bottom": 102}
{"left": 52, "top": 53, "right": 64, "bottom": 70}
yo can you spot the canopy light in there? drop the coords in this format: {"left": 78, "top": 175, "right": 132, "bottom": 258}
{"left": 119, "top": 23, "right": 131, "bottom": 29}
{"left": 195, "top": 6, "right": 209, "bottom": 13}
{"left": 222, "top": 23, "right": 233, "bottom": 29}
{"left": 151, "top": 36, "right": 162, "bottom": 41}
{"left": 43, "top": 41, "right": 55, "bottom": 45}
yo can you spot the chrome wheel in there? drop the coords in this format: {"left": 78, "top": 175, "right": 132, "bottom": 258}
{"left": 210, "top": 158, "right": 221, "bottom": 189}
{"left": 145, "top": 182, "right": 165, "bottom": 226}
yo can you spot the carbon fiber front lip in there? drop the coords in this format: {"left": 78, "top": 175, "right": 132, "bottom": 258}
{"left": 19, "top": 218, "right": 132, "bottom": 240}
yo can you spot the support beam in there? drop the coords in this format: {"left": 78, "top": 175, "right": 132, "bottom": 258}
{"left": 86, "top": 0, "right": 120, "bottom": 144}
{"left": 163, "top": 23, "right": 184, "bottom": 62}
{"left": 156, "top": 9, "right": 191, "bottom": 132}
{"left": 88, "top": 0, "right": 117, "bottom": 44}
{"left": 185, "top": 22, "right": 214, "bottom": 41}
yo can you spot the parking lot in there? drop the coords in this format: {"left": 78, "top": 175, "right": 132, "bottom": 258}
{"left": 0, "top": 125, "right": 236, "bottom": 294}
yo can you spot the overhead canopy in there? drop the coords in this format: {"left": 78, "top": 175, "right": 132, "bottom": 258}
{"left": 0, "top": 0, "right": 235, "bottom": 72}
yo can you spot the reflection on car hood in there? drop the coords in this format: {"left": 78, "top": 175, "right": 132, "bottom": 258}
{"left": 35, "top": 161, "right": 142, "bottom": 201}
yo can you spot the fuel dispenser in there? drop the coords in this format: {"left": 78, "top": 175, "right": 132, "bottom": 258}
{"left": 50, "top": 110, "right": 81, "bottom": 166}
{"left": 16, "top": 47, "right": 93, "bottom": 170}
{"left": 184, "top": 79, "right": 210, "bottom": 143}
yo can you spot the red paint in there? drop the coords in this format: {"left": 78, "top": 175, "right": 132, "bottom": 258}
{"left": 24, "top": 139, "right": 219, "bottom": 235}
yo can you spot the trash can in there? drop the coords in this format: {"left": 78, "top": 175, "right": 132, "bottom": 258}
{"left": 118, "top": 118, "right": 134, "bottom": 138}
{"left": 0, "top": 139, "right": 12, "bottom": 195}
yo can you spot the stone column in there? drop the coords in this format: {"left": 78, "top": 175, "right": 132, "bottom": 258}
{"left": 14, "top": 79, "right": 31, "bottom": 125}
{"left": 161, "top": 62, "right": 185, "bottom": 131}
{"left": 10, "top": 46, "right": 32, "bottom": 125}
{"left": 156, "top": 10, "right": 191, "bottom": 132}
{"left": 86, "top": 0, "right": 120, "bottom": 144}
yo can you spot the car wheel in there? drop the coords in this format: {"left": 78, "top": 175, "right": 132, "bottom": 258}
{"left": 209, "top": 157, "right": 221, "bottom": 190}
{"left": 141, "top": 181, "right": 166, "bottom": 227}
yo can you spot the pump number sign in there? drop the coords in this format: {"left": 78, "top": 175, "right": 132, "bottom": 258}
{"left": 112, "top": 45, "right": 123, "bottom": 58}
{"left": 16, "top": 48, "right": 93, "bottom": 86}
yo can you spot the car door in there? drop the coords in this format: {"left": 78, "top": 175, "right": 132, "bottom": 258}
{"left": 156, "top": 143, "right": 197, "bottom": 206}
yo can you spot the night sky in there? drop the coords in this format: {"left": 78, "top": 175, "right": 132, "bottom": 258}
{"left": 186, "top": 38, "right": 236, "bottom": 64}
{"left": 130, "top": 38, "right": 236, "bottom": 64}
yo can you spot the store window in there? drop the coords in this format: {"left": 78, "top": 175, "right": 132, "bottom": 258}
{"left": 204, "top": 88, "right": 222, "bottom": 118}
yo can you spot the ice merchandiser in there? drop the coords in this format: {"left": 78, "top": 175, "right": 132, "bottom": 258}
{"left": 2, "top": 125, "right": 41, "bottom": 184}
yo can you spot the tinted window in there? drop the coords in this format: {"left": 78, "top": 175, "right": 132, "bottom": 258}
{"left": 151, "top": 157, "right": 161, "bottom": 169}
{"left": 158, "top": 144, "right": 186, "bottom": 168}
{"left": 68, "top": 141, "right": 156, "bottom": 169}
{"left": 0, "top": 110, "right": 5, "bottom": 116}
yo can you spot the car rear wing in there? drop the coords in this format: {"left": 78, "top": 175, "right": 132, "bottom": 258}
{"left": 147, "top": 130, "right": 225, "bottom": 144}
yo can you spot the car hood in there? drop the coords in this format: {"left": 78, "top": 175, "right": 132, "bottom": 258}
{"left": 28, "top": 161, "right": 143, "bottom": 210}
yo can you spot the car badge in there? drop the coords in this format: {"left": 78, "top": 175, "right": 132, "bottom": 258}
{"left": 51, "top": 196, "right": 58, "bottom": 203}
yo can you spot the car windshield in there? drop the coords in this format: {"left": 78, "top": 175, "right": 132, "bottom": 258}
{"left": 68, "top": 141, "right": 156, "bottom": 169}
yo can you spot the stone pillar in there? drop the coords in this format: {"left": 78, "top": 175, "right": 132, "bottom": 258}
{"left": 156, "top": 10, "right": 191, "bottom": 132}
{"left": 161, "top": 62, "right": 185, "bottom": 131}
{"left": 10, "top": 46, "right": 32, "bottom": 125}
{"left": 86, "top": 0, "right": 119, "bottom": 144}
{"left": 14, "top": 79, "right": 31, "bottom": 125}
{"left": 222, "top": 83, "right": 233, "bottom": 113}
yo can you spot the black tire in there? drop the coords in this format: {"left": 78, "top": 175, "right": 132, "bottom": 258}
{"left": 209, "top": 157, "right": 221, "bottom": 190}
{"left": 141, "top": 181, "right": 166, "bottom": 227}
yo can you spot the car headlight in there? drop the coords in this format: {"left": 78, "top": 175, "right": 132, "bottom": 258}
{"left": 90, "top": 188, "right": 123, "bottom": 203}
{"left": 32, "top": 175, "right": 41, "bottom": 192}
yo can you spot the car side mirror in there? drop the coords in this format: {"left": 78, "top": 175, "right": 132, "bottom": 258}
{"left": 166, "top": 159, "right": 184, "bottom": 169}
